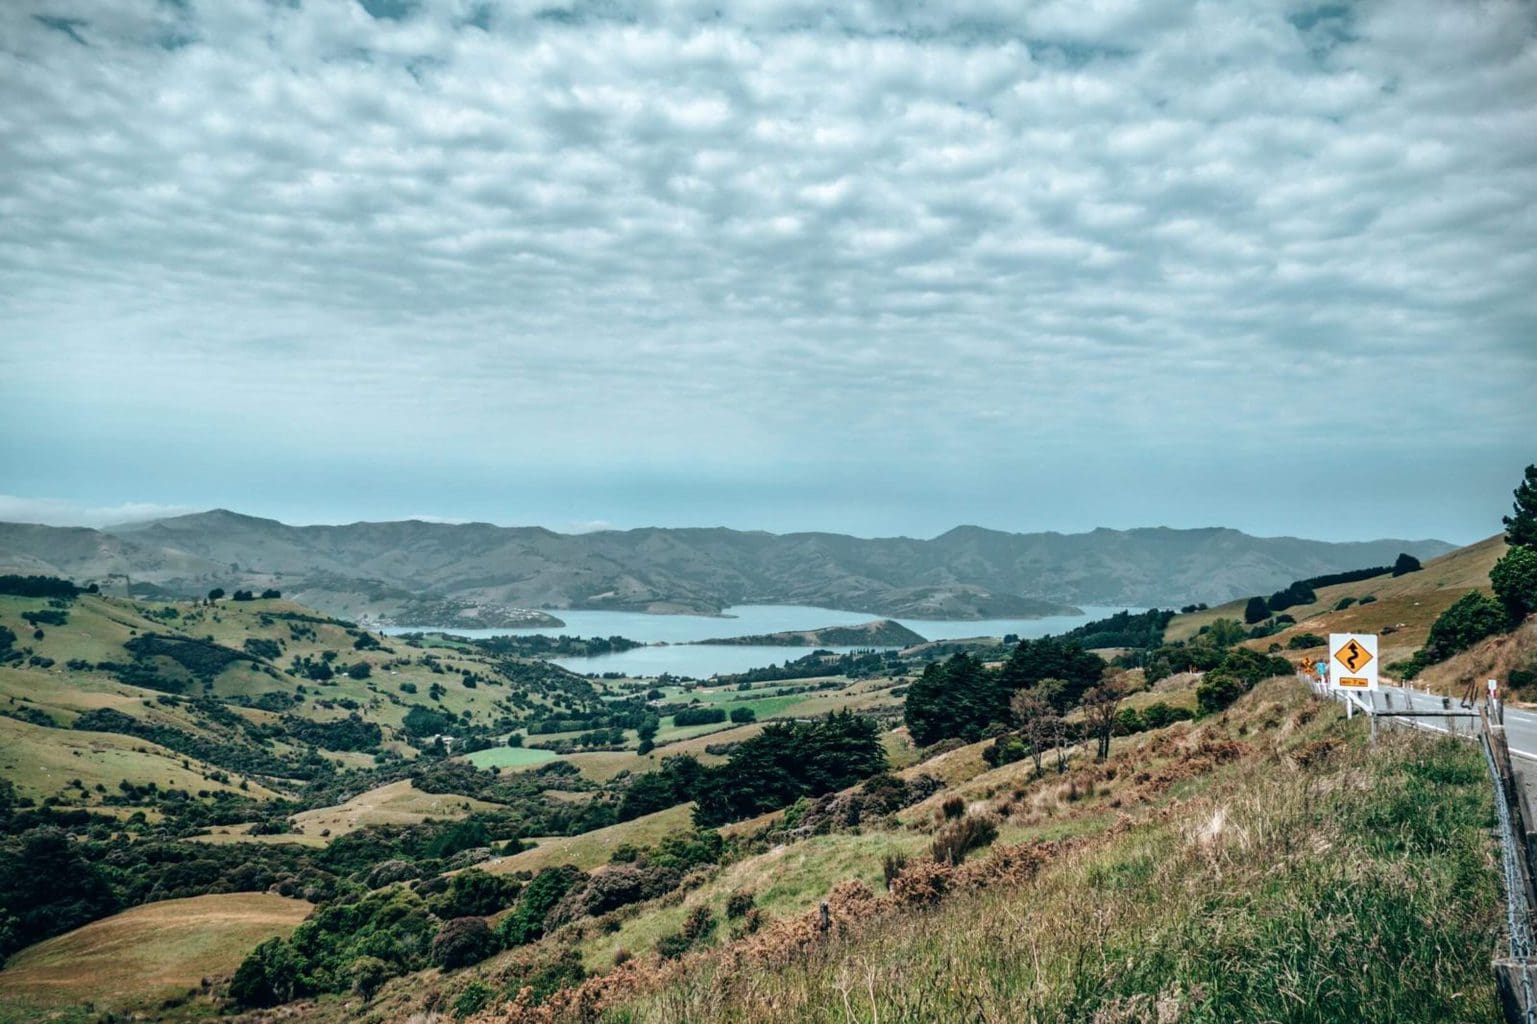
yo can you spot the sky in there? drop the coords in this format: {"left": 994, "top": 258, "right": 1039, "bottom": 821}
{"left": 0, "top": 0, "right": 1533, "bottom": 545}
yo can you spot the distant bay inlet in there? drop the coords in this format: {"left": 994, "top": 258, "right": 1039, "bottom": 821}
{"left": 385, "top": 603, "right": 1135, "bottom": 677}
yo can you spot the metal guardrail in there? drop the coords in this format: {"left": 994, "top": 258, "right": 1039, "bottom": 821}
{"left": 1483, "top": 728, "right": 1536, "bottom": 961}
{"left": 1309, "top": 679, "right": 1537, "bottom": 1022}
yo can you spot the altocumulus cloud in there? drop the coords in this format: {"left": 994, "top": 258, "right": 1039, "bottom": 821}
{"left": 0, "top": 0, "right": 1533, "bottom": 539}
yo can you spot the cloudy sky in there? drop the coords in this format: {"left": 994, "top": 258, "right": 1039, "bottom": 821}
{"left": 0, "top": 0, "right": 1533, "bottom": 544}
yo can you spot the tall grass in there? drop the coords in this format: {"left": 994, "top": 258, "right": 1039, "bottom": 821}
{"left": 576, "top": 731, "right": 1501, "bottom": 1024}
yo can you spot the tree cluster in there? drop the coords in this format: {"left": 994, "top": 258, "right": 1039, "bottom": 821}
{"left": 904, "top": 638, "right": 1107, "bottom": 747}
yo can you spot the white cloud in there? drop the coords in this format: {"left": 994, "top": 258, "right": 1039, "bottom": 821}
{"left": 0, "top": 495, "right": 198, "bottom": 528}
{"left": 0, "top": 0, "right": 1532, "bottom": 539}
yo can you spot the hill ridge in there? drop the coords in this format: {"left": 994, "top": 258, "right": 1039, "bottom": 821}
{"left": 0, "top": 511, "right": 1455, "bottom": 622}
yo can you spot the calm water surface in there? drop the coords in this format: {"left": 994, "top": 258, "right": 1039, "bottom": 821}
{"left": 385, "top": 604, "right": 1134, "bottom": 679}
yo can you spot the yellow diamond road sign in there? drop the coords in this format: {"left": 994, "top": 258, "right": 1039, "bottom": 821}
{"left": 1334, "top": 638, "right": 1373, "bottom": 673}
{"left": 1329, "top": 633, "right": 1379, "bottom": 691}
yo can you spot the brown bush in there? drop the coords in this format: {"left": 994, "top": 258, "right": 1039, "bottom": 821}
{"left": 931, "top": 813, "right": 1000, "bottom": 866}
{"left": 430, "top": 916, "right": 494, "bottom": 970}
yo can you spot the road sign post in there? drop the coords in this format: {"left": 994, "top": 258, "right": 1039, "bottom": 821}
{"left": 1329, "top": 633, "right": 1379, "bottom": 692}
{"left": 1330, "top": 633, "right": 1380, "bottom": 742}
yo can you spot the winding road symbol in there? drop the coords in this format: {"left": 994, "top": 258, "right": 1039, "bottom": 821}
{"left": 1335, "top": 638, "right": 1373, "bottom": 673}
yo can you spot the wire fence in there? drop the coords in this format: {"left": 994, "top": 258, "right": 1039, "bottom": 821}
{"left": 1309, "top": 679, "right": 1537, "bottom": 1022}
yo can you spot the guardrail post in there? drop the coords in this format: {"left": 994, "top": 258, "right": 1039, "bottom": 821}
{"left": 1494, "top": 959, "right": 1537, "bottom": 1023}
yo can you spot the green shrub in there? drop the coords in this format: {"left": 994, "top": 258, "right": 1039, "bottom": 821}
{"left": 495, "top": 866, "right": 584, "bottom": 948}
{"left": 452, "top": 980, "right": 493, "bottom": 1018}
{"left": 1335, "top": 597, "right": 1358, "bottom": 611}
{"left": 673, "top": 706, "right": 727, "bottom": 727}
{"left": 1140, "top": 702, "right": 1193, "bottom": 729}
{"left": 1423, "top": 592, "right": 1506, "bottom": 662}
{"left": 429, "top": 868, "right": 520, "bottom": 918}
{"left": 1196, "top": 674, "right": 1246, "bottom": 715}
{"left": 229, "top": 937, "right": 303, "bottom": 1008}
{"left": 243, "top": 637, "right": 282, "bottom": 660}
{"left": 349, "top": 955, "right": 390, "bottom": 1000}
{"left": 1491, "top": 546, "right": 1537, "bottom": 625}
{"left": 981, "top": 733, "right": 1029, "bottom": 767}
{"left": 1288, "top": 633, "right": 1327, "bottom": 650}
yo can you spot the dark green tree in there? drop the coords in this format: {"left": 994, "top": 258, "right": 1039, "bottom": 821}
{"left": 691, "top": 711, "right": 885, "bottom": 826}
{"left": 207, "top": 587, "right": 225, "bottom": 601}
{"left": 230, "top": 937, "right": 304, "bottom": 1007}
{"left": 1243, "top": 596, "right": 1270, "bottom": 624}
{"left": 428, "top": 868, "right": 519, "bottom": 919}
{"left": 1423, "top": 592, "right": 1507, "bottom": 661}
{"left": 1491, "top": 545, "right": 1537, "bottom": 626}
{"left": 997, "top": 638, "right": 1106, "bottom": 711}
{"left": 904, "top": 654, "right": 999, "bottom": 745}
{"left": 431, "top": 917, "right": 496, "bottom": 969}
{"left": 495, "top": 866, "right": 584, "bottom": 947}
{"left": 1505, "top": 464, "right": 1537, "bottom": 548}
{"left": 0, "top": 827, "right": 119, "bottom": 961}
{"left": 1391, "top": 553, "right": 1422, "bottom": 576}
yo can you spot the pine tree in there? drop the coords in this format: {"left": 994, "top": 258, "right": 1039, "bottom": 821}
{"left": 1243, "top": 596, "right": 1270, "bottom": 624}
{"left": 1506, "top": 464, "right": 1537, "bottom": 548}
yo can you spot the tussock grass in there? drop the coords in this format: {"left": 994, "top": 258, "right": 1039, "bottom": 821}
{"left": 501, "top": 700, "right": 1501, "bottom": 1024}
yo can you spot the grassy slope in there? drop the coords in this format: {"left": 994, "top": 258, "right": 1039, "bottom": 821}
{"left": 0, "top": 716, "right": 281, "bottom": 803}
{"left": 503, "top": 681, "right": 1502, "bottom": 1023}
{"left": 1165, "top": 535, "right": 1507, "bottom": 669}
{"left": 285, "top": 779, "right": 508, "bottom": 839}
{"left": 481, "top": 803, "right": 698, "bottom": 876}
{"left": 0, "top": 893, "right": 311, "bottom": 1019}
{"left": 0, "top": 592, "right": 589, "bottom": 806}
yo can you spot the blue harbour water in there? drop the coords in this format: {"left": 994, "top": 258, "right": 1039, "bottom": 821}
{"left": 385, "top": 603, "right": 1132, "bottom": 679}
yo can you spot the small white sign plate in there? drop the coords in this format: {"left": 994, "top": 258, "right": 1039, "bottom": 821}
{"left": 1329, "top": 633, "right": 1379, "bottom": 692}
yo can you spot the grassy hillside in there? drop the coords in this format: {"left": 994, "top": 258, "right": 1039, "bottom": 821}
{"left": 0, "top": 893, "right": 311, "bottom": 1019}
{"left": 0, "top": 565, "right": 1518, "bottom": 1024}
{"left": 456, "top": 682, "right": 1501, "bottom": 1024}
{"left": 1165, "top": 535, "right": 1507, "bottom": 670}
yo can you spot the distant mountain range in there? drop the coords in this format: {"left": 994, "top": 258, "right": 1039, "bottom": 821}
{"left": 0, "top": 510, "right": 1454, "bottom": 622}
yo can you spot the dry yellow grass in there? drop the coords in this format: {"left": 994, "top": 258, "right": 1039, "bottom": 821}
{"left": 482, "top": 803, "right": 697, "bottom": 876}
{"left": 0, "top": 893, "right": 311, "bottom": 1015}
{"left": 1416, "top": 618, "right": 1537, "bottom": 698}
{"left": 286, "top": 779, "right": 505, "bottom": 839}
{"left": 1160, "top": 537, "right": 1507, "bottom": 669}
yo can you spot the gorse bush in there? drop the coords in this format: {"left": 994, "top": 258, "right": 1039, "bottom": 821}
{"left": 931, "top": 813, "right": 999, "bottom": 866}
